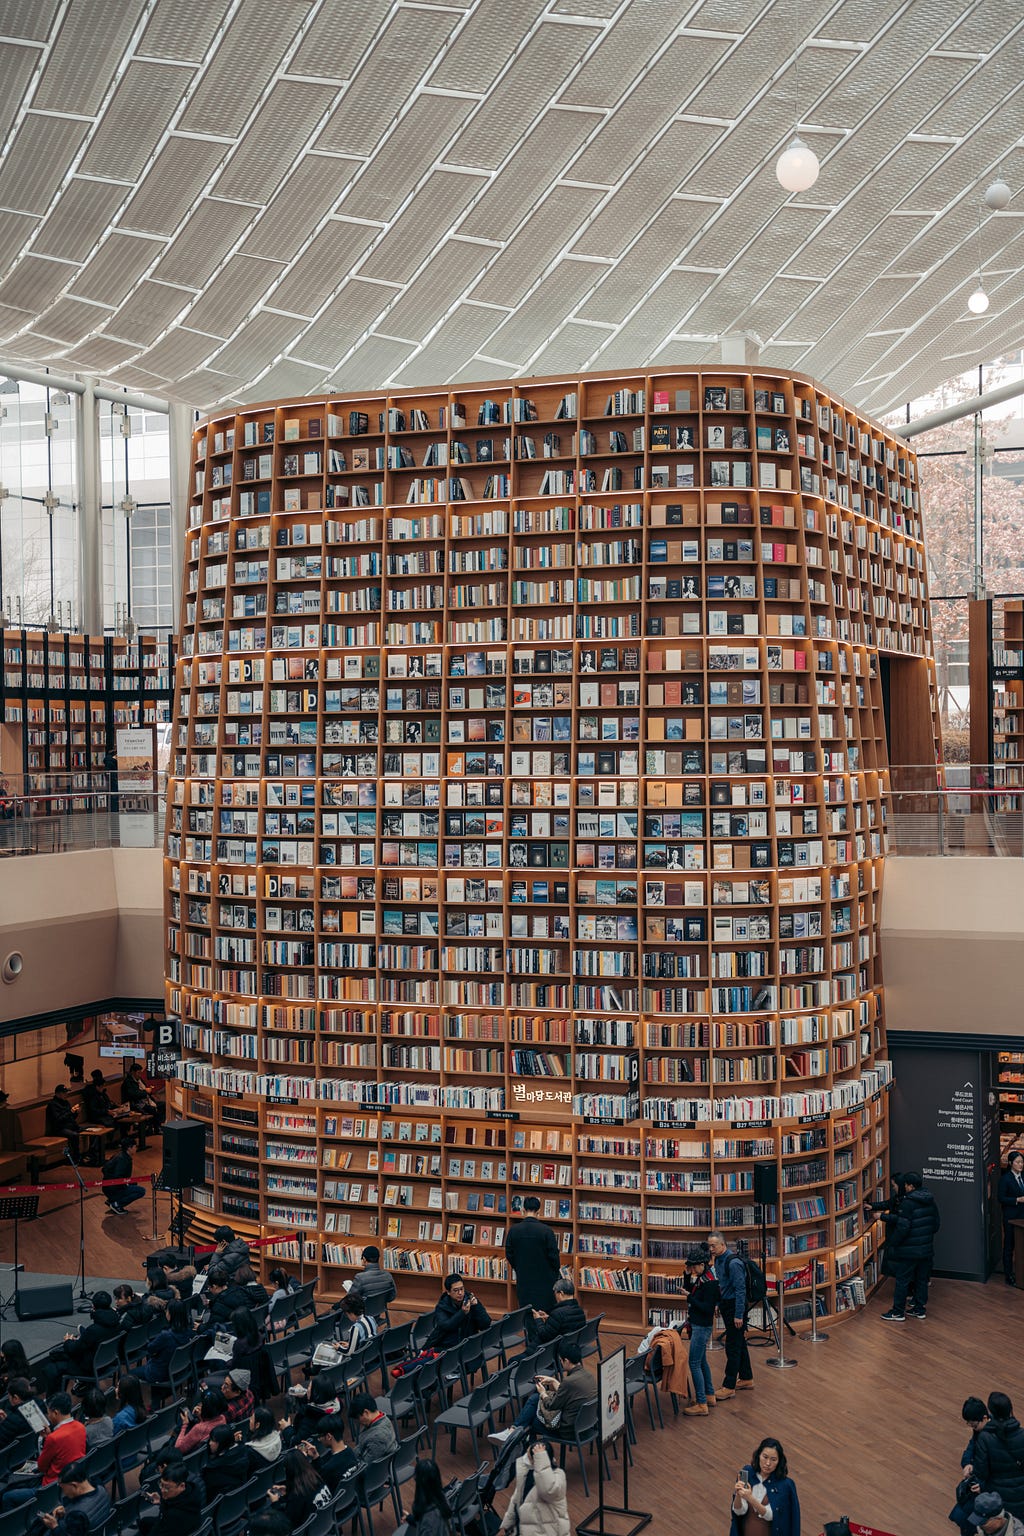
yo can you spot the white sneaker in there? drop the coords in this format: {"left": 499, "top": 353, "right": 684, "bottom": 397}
{"left": 488, "top": 1428, "right": 513, "bottom": 1444}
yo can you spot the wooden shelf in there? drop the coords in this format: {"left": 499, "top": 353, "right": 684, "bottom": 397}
{"left": 166, "top": 367, "right": 937, "bottom": 1329}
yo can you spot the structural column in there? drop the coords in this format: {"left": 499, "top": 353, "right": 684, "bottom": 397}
{"left": 76, "top": 377, "right": 102, "bottom": 634}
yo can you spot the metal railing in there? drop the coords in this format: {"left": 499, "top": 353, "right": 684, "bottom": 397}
{"left": 0, "top": 770, "right": 166, "bottom": 856}
{"left": 889, "top": 765, "right": 1024, "bottom": 857}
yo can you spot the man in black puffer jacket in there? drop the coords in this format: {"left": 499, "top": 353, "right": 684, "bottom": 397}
{"left": 880, "top": 1172, "right": 941, "bottom": 1322}
{"left": 533, "top": 1277, "right": 588, "bottom": 1344}
{"left": 36, "top": 1292, "right": 121, "bottom": 1393}
{"left": 974, "top": 1392, "right": 1024, "bottom": 1518}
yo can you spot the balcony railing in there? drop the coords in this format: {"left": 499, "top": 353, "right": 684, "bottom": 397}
{"left": 0, "top": 771, "right": 165, "bottom": 856}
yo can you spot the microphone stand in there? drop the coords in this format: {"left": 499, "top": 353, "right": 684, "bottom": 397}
{"left": 63, "top": 1148, "right": 92, "bottom": 1311}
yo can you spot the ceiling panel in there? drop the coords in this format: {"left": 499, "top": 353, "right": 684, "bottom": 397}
{"left": 445, "top": 24, "right": 603, "bottom": 172}
{"left": 430, "top": 0, "right": 550, "bottom": 93}
{"left": 0, "top": 43, "right": 44, "bottom": 145}
{"left": 123, "top": 137, "right": 233, "bottom": 237}
{"left": 149, "top": 201, "right": 256, "bottom": 288}
{"left": 571, "top": 123, "right": 723, "bottom": 260}
{"left": 0, "top": 0, "right": 1020, "bottom": 415}
{"left": 135, "top": 0, "right": 233, "bottom": 63}
{"left": 287, "top": 0, "right": 396, "bottom": 82}
{"left": 270, "top": 220, "right": 382, "bottom": 318}
{"left": 360, "top": 171, "right": 490, "bottom": 284}
{"left": 340, "top": 94, "right": 477, "bottom": 223}
{"left": 473, "top": 185, "right": 606, "bottom": 306}
{"left": 314, "top": 9, "right": 462, "bottom": 156}
{"left": 0, "top": 255, "right": 77, "bottom": 314}
{"left": 456, "top": 109, "right": 598, "bottom": 242}
{"left": 32, "top": 1, "right": 148, "bottom": 115}
{"left": 0, "top": 114, "right": 91, "bottom": 217}
{"left": 235, "top": 358, "right": 330, "bottom": 404}
{"left": 573, "top": 38, "right": 732, "bottom": 186}
{"left": 391, "top": 303, "right": 506, "bottom": 384}
{"left": 327, "top": 335, "right": 417, "bottom": 392}
{"left": 380, "top": 240, "right": 495, "bottom": 341}
{"left": 290, "top": 279, "right": 400, "bottom": 367}
{"left": 212, "top": 81, "right": 338, "bottom": 204}
{"left": 78, "top": 61, "right": 196, "bottom": 183}
{"left": 210, "top": 310, "right": 309, "bottom": 378}
{"left": 561, "top": 1, "right": 693, "bottom": 109}
{"left": 241, "top": 155, "right": 363, "bottom": 262}
{"left": 32, "top": 296, "right": 110, "bottom": 346}
{"left": 32, "top": 178, "right": 132, "bottom": 264}
{"left": 105, "top": 280, "right": 194, "bottom": 347}
{"left": 486, "top": 260, "right": 607, "bottom": 366}
{"left": 69, "top": 233, "right": 166, "bottom": 306}
{"left": 177, "top": 0, "right": 311, "bottom": 136}
{"left": 180, "top": 254, "right": 285, "bottom": 339}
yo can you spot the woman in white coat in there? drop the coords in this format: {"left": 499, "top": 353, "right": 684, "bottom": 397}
{"left": 499, "top": 1440, "right": 571, "bottom": 1536}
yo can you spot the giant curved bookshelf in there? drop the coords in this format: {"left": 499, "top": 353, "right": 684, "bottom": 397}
{"left": 164, "top": 367, "right": 939, "bottom": 1330}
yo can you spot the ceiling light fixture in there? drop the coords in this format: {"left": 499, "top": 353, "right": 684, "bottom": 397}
{"left": 776, "top": 136, "right": 819, "bottom": 192}
{"left": 984, "top": 177, "right": 1011, "bottom": 210}
{"left": 968, "top": 198, "right": 990, "bottom": 315}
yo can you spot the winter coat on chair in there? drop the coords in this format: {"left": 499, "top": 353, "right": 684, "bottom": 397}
{"left": 974, "top": 1416, "right": 1024, "bottom": 1517}
{"left": 498, "top": 1446, "right": 571, "bottom": 1536}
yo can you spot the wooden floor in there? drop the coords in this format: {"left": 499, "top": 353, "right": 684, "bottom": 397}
{"left": 9, "top": 1144, "right": 1020, "bottom": 1535}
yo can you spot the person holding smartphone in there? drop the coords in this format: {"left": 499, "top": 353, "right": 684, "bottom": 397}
{"left": 426, "top": 1273, "right": 491, "bottom": 1350}
{"left": 498, "top": 1438, "right": 570, "bottom": 1536}
{"left": 730, "top": 1438, "right": 800, "bottom": 1536}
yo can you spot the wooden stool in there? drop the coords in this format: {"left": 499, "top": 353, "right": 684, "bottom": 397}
{"left": 24, "top": 1135, "right": 69, "bottom": 1180}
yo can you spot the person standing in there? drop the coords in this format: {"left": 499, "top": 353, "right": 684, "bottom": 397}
{"left": 506, "top": 1196, "right": 561, "bottom": 1313}
{"left": 730, "top": 1438, "right": 800, "bottom": 1536}
{"left": 0, "top": 1090, "right": 25, "bottom": 1154}
{"left": 682, "top": 1243, "right": 720, "bottom": 1416}
{"left": 998, "top": 1153, "right": 1024, "bottom": 1286}
{"left": 880, "top": 1171, "right": 941, "bottom": 1322}
{"left": 707, "top": 1230, "right": 752, "bottom": 1398}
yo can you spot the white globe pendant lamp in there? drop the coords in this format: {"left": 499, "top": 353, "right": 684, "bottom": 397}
{"left": 984, "top": 178, "right": 1011, "bottom": 210}
{"left": 967, "top": 285, "right": 990, "bottom": 315}
{"left": 776, "top": 136, "right": 819, "bottom": 193}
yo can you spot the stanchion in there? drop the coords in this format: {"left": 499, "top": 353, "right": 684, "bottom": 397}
{"left": 804, "top": 1262, "right": 829, "bottom": 1343}
{"left": 766, "top": 1263, "right": 797, "bottom": 1370}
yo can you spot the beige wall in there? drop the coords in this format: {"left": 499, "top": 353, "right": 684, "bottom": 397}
{"left": 881, "top": 857, "right": 1024, "bottom": 1036}
{"left": 0, "top": 847, "right": 163, "bottom": 1023}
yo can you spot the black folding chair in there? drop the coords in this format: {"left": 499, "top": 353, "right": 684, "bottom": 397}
{"left": 63, "top": 1334, "right": 123, "bottom": 1394}
{"left": 552, "top": 1399, "right": 607, "bottom": 1497}
{"left": 356, "top": 1452, "right": 396, "bottom": 1536}
{"left": 430, "top": 1381, "right": 494, "bottom": 1467}
{"left": 389, "top": 1428, "right": 427, "bottom": 1523}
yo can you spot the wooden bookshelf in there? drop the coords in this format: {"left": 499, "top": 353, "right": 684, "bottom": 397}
{"left": 0, "top": 628, "right": 175, "bottom": 797}
{"left": 165, "top": 368, "right": 938, "bottom": 1330}
{"left": 969, "top": 598, "right": 1024, "bottom": 807}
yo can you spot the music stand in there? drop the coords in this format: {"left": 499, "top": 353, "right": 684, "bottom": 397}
{"left": 0, "top": 1195, "right": 39, "bottom": 1338}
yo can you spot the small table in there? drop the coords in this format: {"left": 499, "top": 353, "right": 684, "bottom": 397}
{"left": 79, "top": 1125, "right": 117, "bottom": 1165}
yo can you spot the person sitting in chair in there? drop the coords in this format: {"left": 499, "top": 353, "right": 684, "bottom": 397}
{"left": 45, "top": 1085, "right": 80, "bottom": 1160}
{"left": 427, "top": 1273, "right": 491, "bottom": 1350}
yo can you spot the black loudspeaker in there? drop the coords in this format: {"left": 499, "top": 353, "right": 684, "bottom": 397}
{"left": 16, "top": 1281, "right": 74, "bottom": 1320}
{"left": 162, "top": 1118, "right": 206, "bottom": 1188}
{"left": 753, "top": 1162, "right": 779, "bottom": 1205}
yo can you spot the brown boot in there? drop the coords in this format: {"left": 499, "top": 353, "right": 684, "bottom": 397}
{"left": 683, "top": 1403, "right": 709, "bottom": 1416}
{"left": 705, "top": 1394, "right": 717, "bottom": 1405}
{"left": 736, "top": 1379, "right": 754, "bottom": 1390}
{"left": 717, "top": 1387, "right": 736, "bottom": 1399}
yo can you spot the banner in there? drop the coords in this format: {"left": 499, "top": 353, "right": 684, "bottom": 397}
{"left": 116, "top": 725, "right": 155, "bottom": 845}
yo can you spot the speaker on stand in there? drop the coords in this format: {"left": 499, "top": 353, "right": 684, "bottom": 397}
{"left": 161, "top": 1120, "right": 205, "bottom": 1250}
{"left": 749, "top": 1161, "right": 787, "bottom": 1346}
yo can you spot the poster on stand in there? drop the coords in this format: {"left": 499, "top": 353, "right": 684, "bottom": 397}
{"left": 599, "top": 1345, "right": 626, "bottom": 1443}
{"left": 116, "top": 726, "right": 156, "bottom": 847}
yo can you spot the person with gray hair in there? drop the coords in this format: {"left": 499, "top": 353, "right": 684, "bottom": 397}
{"left": 533, "top": 1275, "right": 587, "bottom": 1344}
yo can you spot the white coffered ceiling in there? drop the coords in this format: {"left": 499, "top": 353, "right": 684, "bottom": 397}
{"left": 0, "top": 0, "right": 1022, "bottom": 416}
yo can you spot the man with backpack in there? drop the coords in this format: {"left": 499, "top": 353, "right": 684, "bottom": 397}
{"left": 708, "top": 1230, "right": 758, "bottom": 1398}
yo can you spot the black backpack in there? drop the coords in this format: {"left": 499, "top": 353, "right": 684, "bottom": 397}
{"left": 730, "top": 1252, "right": 768, "bottom": 1307}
